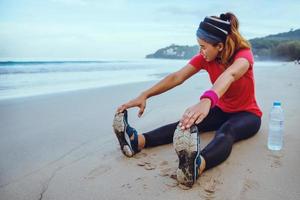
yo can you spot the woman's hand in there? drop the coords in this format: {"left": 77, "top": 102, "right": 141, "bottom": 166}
{"left": 116, "top": 94, "right": 147, "bottom": 117}
{"left": 179, "top": 98, "right": 211, "bottom": 130}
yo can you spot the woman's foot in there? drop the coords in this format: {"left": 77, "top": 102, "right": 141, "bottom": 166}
{"left": 173, "top": 124, "right": 201, "bottom": 187}
{"left": 113, "top": 110, "right": 140, "bottom": 157}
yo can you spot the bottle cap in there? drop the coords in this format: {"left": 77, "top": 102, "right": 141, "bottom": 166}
{"left": 273, "top": 101, "right": 281, "bottom": 106}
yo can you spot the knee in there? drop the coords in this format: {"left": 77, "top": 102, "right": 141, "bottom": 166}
{"left": 218, "top": 121, "right": 236, "bottom": 136}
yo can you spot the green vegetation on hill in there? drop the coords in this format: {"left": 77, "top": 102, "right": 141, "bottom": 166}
{"left": 146, "top": 44, "right": 199, "bottom": 59}
{"left": 146, "top": 29, "right": 300, "bottom": 61}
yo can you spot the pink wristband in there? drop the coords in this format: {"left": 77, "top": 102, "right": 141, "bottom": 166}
{"left": 200, "top": 90, "right": 219, "bottom": 108}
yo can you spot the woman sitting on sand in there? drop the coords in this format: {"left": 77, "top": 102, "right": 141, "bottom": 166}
{"left": 113, "top": 12, "right": 262, "bottom": 188}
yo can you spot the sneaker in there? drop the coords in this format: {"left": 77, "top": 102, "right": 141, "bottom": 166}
{"left": 113, "top": 110, "right": 140, "bottom": 157}
{"left": 173, "top": 124, "right": 201, "bottom": 187}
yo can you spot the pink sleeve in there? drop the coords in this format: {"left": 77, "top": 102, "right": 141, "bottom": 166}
{"left": 234, "top": 48, "right": 254, "bottom": 68}
{"left": 188, "top": 53, "right": 206, "bottom": 71}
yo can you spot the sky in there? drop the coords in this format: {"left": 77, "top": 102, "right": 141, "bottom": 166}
{"left": 0, "top": 0, "right": 300, "bottom": 60}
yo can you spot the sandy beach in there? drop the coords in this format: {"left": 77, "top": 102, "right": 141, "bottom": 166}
{"left": 0, "top": 62, "right": 300, "bottom": 200}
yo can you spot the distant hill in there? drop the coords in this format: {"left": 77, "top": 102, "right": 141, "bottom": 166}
{"left": 249, "top": 29, "right": 300, "bottom": 60}
{"left": 146, "top": 44, "right": 199, "bottom": 60}
{"left": 254, "top": 29, "right": 300, "bottom": 41}
{"left": 146, "top": 29, "right": 300, "bottom": 61}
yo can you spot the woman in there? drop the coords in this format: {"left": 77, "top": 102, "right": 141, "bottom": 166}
{"left": 113, "top": 12, "right": 262, "bottom": 188}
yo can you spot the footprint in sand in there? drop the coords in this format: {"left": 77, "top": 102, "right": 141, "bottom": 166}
{"left": 164, "top": 179, "right": 178, "bottom": 188}
{"left": 144, "top": 163, "right": 156, "bottom": 170}
{"left": 159, "top": 168, "right": 179, "bottom": 188}
{"left": 159, "top": 167, "right": 172, "bottom": 177}
{"left": 136, "top": 158, "right": 157, "bottom": 170}
{"left": 159, "top": 166, "right": 177, "bottom": 177}
{"left": 137, "top": 160, "right": 157, "bottom": 170}
{"left": 137, "top": 159, "right": 150, "bottom": 166}
{"left": 121, "top": 183, "right": 132, "bottom": 189}
{"left": 134, "top": 152, "right": 155, "bottom": 170}
{"left": 268, "top": 153, "right": 283, "bottom": 168}
{"left": 135, "top": 154, "right": 168, "bottom": 171}
{"left": 204, "top": 178, "right": 219, "bottom": 194}
{"left": 200, "top": 177, "right": 220, "bottom": 199}
{"left": 198, "top": 168, "right": 222, "bottom": 199}
{"left": 85, "top": 165, "right": 111, "bottom": 179}
{"left": 133, "top": 152, "right": 148, "bottom": 159}
{"left": 238, "top": 178, "right": 259, "bottom": 199}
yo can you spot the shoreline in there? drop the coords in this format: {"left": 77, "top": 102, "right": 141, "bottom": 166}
{"left": 0, "top": 60, "right": 290, "bottom": 102}
{"left": 0, "top": 79, "right": 158, "bottom": 102}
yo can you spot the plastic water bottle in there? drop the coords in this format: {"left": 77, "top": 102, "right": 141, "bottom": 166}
{"left": 267, "top": 101, "right": 284, "bottom": 150}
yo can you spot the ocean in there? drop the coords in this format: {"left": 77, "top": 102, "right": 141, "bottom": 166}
{"left": 0, "top": 59, "right": 284, "bottom": 100}
{"left": 0, "top": 59, "right": 188, "bottom": 100}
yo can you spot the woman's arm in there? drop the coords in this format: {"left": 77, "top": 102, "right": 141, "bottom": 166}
{"left": 180, "top": 58, "right": 250, "bottom": 129}
{"left": 141, "top": 64, "right": 199, "bottom": 98}
{"left": 211, "top": 58, "right": 250, "bottom": 97}
{"left": 117, "top": 64, "right": 199, "bottom": 116}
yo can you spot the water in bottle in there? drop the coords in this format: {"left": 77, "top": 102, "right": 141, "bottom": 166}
{"left": 267, "top": 101, "right": 284, "bottom": 150}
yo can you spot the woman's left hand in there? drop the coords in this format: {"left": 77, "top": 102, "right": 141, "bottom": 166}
{"left": 179, "top": 98, "right": 211, "bottom": 130}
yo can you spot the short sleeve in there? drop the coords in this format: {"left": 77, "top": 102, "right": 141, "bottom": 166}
{"left": 234, "top": 48, "right": 254, "bottom": 68}
{"left": 188, "top": 53, "right": 206, "bottom": 71}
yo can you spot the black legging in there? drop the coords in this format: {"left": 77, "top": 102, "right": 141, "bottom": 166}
{"left": 142, "top": 106, "right": 261, "bottom": 170}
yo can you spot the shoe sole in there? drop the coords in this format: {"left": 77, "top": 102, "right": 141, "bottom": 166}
{"left": 173, "top": 125, "right": 199, "bottom": 187}
{"left": 112, "top": 112, "right": 134, "bottom": 157}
